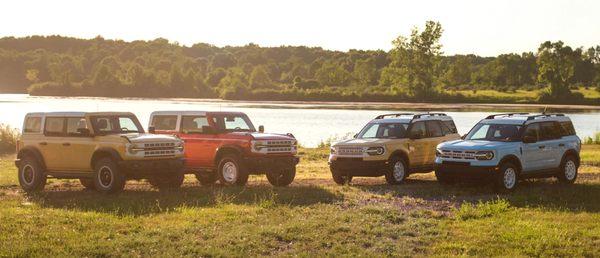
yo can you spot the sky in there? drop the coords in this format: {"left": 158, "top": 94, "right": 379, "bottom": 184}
{"left": 1, "top": 0, "right": 599, "bottom": 56}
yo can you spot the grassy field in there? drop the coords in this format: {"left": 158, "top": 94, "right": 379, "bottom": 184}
{"left": 454, "top": 87, "right": 600, "bottom": 103}
{"left": 1, "top": 148, "right": 599, "bottom": 257}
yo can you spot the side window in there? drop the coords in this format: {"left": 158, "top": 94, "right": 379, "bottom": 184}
{"left": 181, "top": 116, "right": 209, "bottom": 133}
{"left": 523, "top": 123, "right": 540, "bottom": 142}
{"left": 24, "top": 117, "right": 42, "bottom": 133}
{"left": 152, "top": 115, "right": 178, "bottom": 131}
{"left": 66, "top": 117, "right": 88, "bottom": 136}
{"left": 44, "top": 117, "right": 65, "bottom": 136}
{"left": 408, "top": 122, "right": 426, "bottom": 138}
{"left": 426, "top": 121, "right": 443, "bottom": 138}
{"left": 540, "top": 122, "right": 561, "bottom": 141}
{"left": 559, "top": 121, "right": 576, "bottom": 136}
{"left": 441, "top": 120, "right": 457, "bottom": 135}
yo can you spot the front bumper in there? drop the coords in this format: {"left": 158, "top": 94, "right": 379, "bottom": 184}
{"left": 434, "top": 161, "right": 498, "bottom": 179}
{"left": 329, "top": 158, "right": 389, "bottom": 177}
{"left": 118, "top": 158, "right": 185, "bottom": 174}
{"left": 243, "top": 156, "right": 299, "bottom": 174}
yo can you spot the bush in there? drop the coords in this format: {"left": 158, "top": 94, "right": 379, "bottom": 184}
{"left": 0, "top": 124, "right": 19, "bottom": 154}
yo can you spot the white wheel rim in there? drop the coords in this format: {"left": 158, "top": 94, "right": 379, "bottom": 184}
{"left": 503, "top": 168, "right": 516, "bottom": 189}
{"left": 98, "top": 166, "right": 113, "bottom": 188}
{"left": 21, "top": 164, "right": 35, "bottom": 186}
{"left": 393, "top": 161, "right": 405, "bottom": 181}
{"left": 222, "top": 161, "right": 238, "bottom": 183}
{"left": 565, "top": 160, "right": 577, "bottom": 180}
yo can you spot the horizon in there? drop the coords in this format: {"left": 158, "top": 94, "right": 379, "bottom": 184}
{"left": 2, "top": 0, "right": 600, "bottom": 56}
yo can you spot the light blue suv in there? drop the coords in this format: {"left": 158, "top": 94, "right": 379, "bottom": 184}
{"left": 434, "top": 113, "right": 581, "bottom": 191}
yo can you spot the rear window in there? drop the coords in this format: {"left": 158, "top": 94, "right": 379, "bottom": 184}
{"left": 152, "top": 115, "right": 178, "bottom": 131}
{"left": 540, "top": 122, "right": 562, "bottom": 140}
{"left": 44, "top": 117, "right": 65, "bottom": 136}
{"left": 441, "top": 120, "right": 457, "bottom": 135}
{"left": 559, "top": 121, "right": 576, "bottom": 136}
{"left": 426, "top": 121, "right": 443, "bottom": 137}
{"left": 181, "top": 116, "right": 210, "bottom": 133}
{"left": 24, "top": 117, "right": 42, "bottom": 133}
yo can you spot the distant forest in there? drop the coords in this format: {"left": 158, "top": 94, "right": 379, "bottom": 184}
{"left": 0, "top": 21, "right": 599, "bottom": 104}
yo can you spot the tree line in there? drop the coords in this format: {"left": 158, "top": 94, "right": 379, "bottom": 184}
{"left": 0, "top": 21, "right": 599, "bottom": 104}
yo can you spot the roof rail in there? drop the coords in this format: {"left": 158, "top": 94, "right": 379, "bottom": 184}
{"left": 485, "top": 113, "right": 529, "bottom": 119}
{"left": 413, "top": 113, "right": 447, "bottom": 119}
{"left": 374, "top": 113, "right": 415, "bottom": 119}
{"left": 526, "top": 113, "right": 565, "bottom": 120}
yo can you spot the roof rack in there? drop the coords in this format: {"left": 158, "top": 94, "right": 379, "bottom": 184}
{"left": 374, "top": 113, "right": 448, "bottom": 120}
{"left": 526, "top": 113, "right": 565, "bottom": 120}
{"left": 485, "top": 113, "right": 529, "bottom": 119}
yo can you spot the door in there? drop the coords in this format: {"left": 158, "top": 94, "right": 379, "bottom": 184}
{"left": 423, "top": 121, "right": 445, "bottom": 166}
{"left": 180, "top": 115, "right": 215, "bottom": 168}
{"left": 521, "top": 123, "right": 547, "bottom": 172}
{"left": 538, "top": 121, "right": 563, "bottom": 169}
{"left": 62, "top": 117, "right": 96, "bottom": 172}
{"left": 407, "top": 121, "right": 428, "bottom": 166}
{"left": 40, "top": 117, "right": 67, "bottom": 171}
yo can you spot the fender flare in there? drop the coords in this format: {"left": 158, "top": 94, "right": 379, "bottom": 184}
{"left": 214, "top": 145, "right": 245, "bottom": 164}
{"left": 17, "top": 147, "right": 46, "bottom": 170}
{"left": 90, "top": 147, "right": 123, "bottom": 167}
{"left": 560, "top": 149, "right": 580, "bottom": 167}
{"left": 388, "top": 149, "right": 410, "bottom": 167}
{"left": 499, "top": 154, "right": 522, "bottom": 172}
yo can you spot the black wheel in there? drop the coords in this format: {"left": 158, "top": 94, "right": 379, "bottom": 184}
{"left": 79, "top": 178, "right": 96, "bottom": 190}
{"left": 557, "top": 155, "right": 578, "bottom": 184}
{"left": 331, "top": 169, "right": 352, "bottom": 185}
{"left": 385, "top": 157, "right": 408, "bottom": 185}
{"left": 435, "top": 170, "right": 456, "bottom": 185}
{"left": 195, "top": 172, "right": 218, "bottom": 186}
{"left": 93, "top": 157, "right": 126, "bottom": 194}
{"left": 266, "top": 167, "right": 296, "bottom": 187}
{"left": 148, "top": 169, "right": 185, "bottom": 189}
{"left": 494, "top": 162, "right": 519, "bottom": 192}
{"left": 18, "top": 156, "right": 47, "bottom": 192}
{"left": 217, "top": 155, "right": 249, "bottom": 186}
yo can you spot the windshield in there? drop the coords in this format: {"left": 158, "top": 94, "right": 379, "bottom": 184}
{"left": 357, "top": 123, "right": 409, "bottom": 139}
{"left": 212, "top": 114, "right": 256, "bottom": 132}
{"left": 91, "top": 115, "right": 144, "bottom": 134}
{"left": 466, "top": 123, "right": 522, "bottom": 141}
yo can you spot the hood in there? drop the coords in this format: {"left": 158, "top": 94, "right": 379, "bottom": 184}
{"left": 249, "top": 132, "right": 295, "bottom": 141}
{"left": 121, "top": 133, "right": 180, "bottom": 143}
{"left": 438, "top": 139, "right": 517, "bottom": 151}
{"left": 334, "top": 138, "right": 393, "bottom": 146}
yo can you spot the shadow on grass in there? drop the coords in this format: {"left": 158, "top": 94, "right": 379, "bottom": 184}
{"left": 26, "top": 185, "right": 342, "bottom": 216}
{"left": 354, "top": 178, "right": 600, "bottom": 213}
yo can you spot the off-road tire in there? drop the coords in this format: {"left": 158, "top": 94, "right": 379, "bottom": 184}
{"left": 93, "top": 157, "right": 126, "bottom": 194}
{"left": 79, "top": 178, "right": 96, "bottom": 190}
{"left": 266, "top": 167, "right": 296, "bottom": 187}
{"left": 435, "top": 170, "right": 456, "bottom": 185}
{"left": 195, "top": 172, "right": 218, "bottom": 186}
{"left": 217, "top": 155, "right": 249, "bottom": 186}
{"left": 148, "top": 169, "right": 185, "bottom": 189}
{"left": 557, "top": 155, "right": 578, "bottom": 184}
{"left": 385, "top": 156, "right": 408, "bottom": 185}
{"left": 494, "top": 162, "right": 519, "bottom": 192}
{"left": 331, "top": 169, "right": 352, "bottom": 185}
{"left": 18, "top": 156, "right": 47, "bottom": 192}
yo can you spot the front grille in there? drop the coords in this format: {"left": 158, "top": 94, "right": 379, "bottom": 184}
{"left": 337, "top": 147, "right": 364, "bottom": 156}
{"left": 263, "top": 140, "right": 295, "bottom": 154}
{"left": 144, "top": 142, "right": 176, "bottom": 149}
{"left": 141, "top": 142, "right": 179, "bottom": 157}
{"left": 441, "top": 150, "right": 476, "bottom": 160}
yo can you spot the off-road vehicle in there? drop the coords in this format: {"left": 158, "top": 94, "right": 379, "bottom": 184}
{"left": 15, "top": 112, "right": 185, "bottom": 193}
{"left": 329, "top": 113, "right": 460, "bottom": 185}
{"left": 149, "top": 111, "right": 299, "bottom": 186}
{"left": 435, "top": 113, "right": 581, "bottom": 191}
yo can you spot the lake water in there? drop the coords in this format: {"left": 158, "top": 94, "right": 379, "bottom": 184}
{"left": 1, "top": 94, "right": 600, "bottom": 147}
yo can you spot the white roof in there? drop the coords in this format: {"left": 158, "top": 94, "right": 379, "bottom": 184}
{"left": 371, "top": 113, "right": 454, "bottom": 124}
{"left": 481, "top": 113, "right": 572, "bottom": 125}
{"left": 151, "top": 111, "right": 207, "bottom": 116}
{"left": 26, "top": 112, "right": 86, "bottom": 117}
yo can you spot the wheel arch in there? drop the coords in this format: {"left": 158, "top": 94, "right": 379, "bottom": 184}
{"left": 17, "top": 147, "right": 46, "bottom": 170}
{"left": 388, "top": 149, "right": 410, "bottom": 167}
{"left": 214, "top": 145, "right": 244, "bottom": 166}
{"left": 561, "top": 149, "right": 580, "bottom": 167}
{"left": 499, "top": 154, "right": 522, "bottom": 172}
{"left": 90, "top": 148, "right": 123, "bottom": 168}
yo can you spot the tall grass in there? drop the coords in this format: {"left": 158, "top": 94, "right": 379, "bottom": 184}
{"left": 583, "top": 132, "right": 600, "bottom": 144}
{"left": 0, "top": 124, "right": 19, "bottom": 154}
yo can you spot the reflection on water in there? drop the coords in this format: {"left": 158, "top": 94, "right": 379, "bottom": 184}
{"left": 1, "top": 94, "right": 599, "bottom": 147}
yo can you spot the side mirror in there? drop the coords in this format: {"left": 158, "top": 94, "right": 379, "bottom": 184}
{"left": 461, "top": 134, "right": 466, "bottom": 140}
{"left": 77, "top": 128, "right": 91, "bottom": 136}
{"left": 202, "top": 126, "right": 217, "bottom": 134}
{"left": 353, "top": 133, "right": 358, "bottom": 139}
{"left": 148, "top": 126, "right": 156, "bottom": 134}
{"left": 523, "top": 135, "right": 537, "bottom": 143}
{"left": 258, "top": 125, "right": 265, "bottom": 133}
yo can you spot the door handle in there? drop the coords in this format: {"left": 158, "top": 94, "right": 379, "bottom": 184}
{"left": 62, "top": 143, "right": 71, "bottom": 146}
{"left": 559, "top": 143, "right": 565, "bottom": 147}
{"left": 39, "top": 142, "right": 48, "bottom": 146}
{"left": 538, "top": 145, "right": 545, "bottom": 149}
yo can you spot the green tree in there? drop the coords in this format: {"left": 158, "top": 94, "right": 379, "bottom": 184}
{"left": 536, "top": 41, "right": 577, "bottom": 99}
{"left": 353, "top": 58, "right": 378, "bottom": 85}
{"left": 249, "top": 66, "right": 274, "bottom": 89}
{"left": 315, "top": 61, "right": 350, "bottom": 86}
{"left": 388, "top": 21, "right": 443, "bottom": 99}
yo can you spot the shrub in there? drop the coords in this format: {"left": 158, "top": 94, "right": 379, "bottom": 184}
{"left": 455, "top": 199, "right": 511, "bottom": 220}
{"left": 0, "top": 124, "right": 19, "bottom": 154}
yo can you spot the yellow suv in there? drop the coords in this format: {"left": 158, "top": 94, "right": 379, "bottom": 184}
{"left": 15, "top": 112, "right": 185, "bottom": 193}
{"left": 329, "top": 113, "right": 460, "bottom": 185}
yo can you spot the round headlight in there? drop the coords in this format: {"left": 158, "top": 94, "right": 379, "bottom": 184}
{"left": 475, "top": 151, "right": 494, "bottom": 160}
